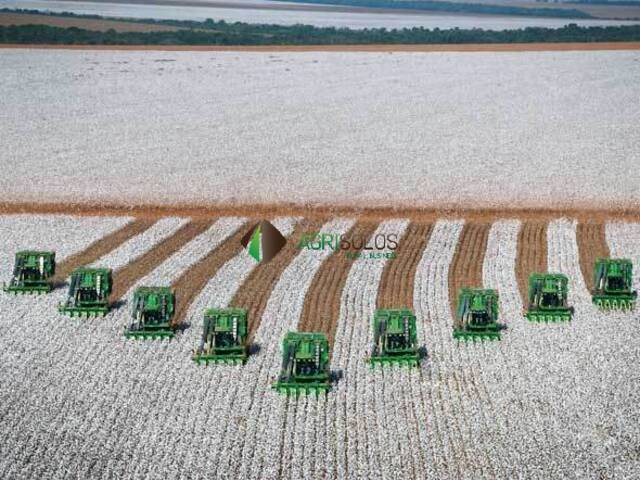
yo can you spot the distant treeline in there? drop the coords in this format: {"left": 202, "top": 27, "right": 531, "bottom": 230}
{"left": 2, "top": 21, "right": 640, "bottom": 45}
{"left": 277, "top": 0, "right": 593, "bottom": 18}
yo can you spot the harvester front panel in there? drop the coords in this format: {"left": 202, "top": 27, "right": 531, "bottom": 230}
{"left": 125, "top": 287, "right": 176, "bottom": 339}
{"left": 3, "top": 251, "right": 55, "bottom": 294}
{"left": 592, "top": 259, "right": 637, "bottom": 310}
{"left": 370, "top": 308, "right": 420, "bottom": 367}
{"left": 193, "top": 308, "right": 248, "bottom": 365}
{"left": 58, "top": 267, "right": 112, "bottom": 317}
{"left": 453, "top": 288, "right": 501, "bottom": 341}
{"left": 526, "top": 273, "right": 573, "bottom": 322}
{"left": 273, "top": 332, "right": 331, "bottom": 396}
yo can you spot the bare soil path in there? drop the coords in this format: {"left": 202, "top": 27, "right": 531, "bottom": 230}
{"left": 54, "top": 218, "right": 155, "bottom": 285}
{"left": 515, "top": 221, "right": 547, "bottom": 305}
{"left": 298, "top": 221, "right": 378, "bottom": 349}
{"left": 576, "top": 222, "right": 610, "bottom": 293}
{"left": 108, "top": 219, "right": 214, "bottom": 300}
{"left": 448, "top": 222, "right": 491, "bottom": 315}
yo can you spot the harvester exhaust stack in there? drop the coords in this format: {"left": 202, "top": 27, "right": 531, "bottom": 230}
{"left": 592, "top": 258, "right": 637, "bottom": 310}
{"left": 526, "top": 273, "right": 573, "bottom": 322}
{"left": 58, "top": 267, "right": 112, "bottom": 317}
{"left": 273, "top": 332, "right": 331, "bottom": 396}
{"left": 125, "top": 286, "right": 176, "bottom": 339}
{"left": 369, "top": 308, "right": 420, "bottom": 367}
{"left": 453, "top": 288, "right": 502, "bottom": 341}
{"left": 3, "top": 251, "right": 55, "bottom": 294}
{"left": 192, "top": 308, "right": 248, "bottom": 365}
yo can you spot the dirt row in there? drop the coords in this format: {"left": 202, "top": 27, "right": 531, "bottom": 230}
{"left": 448, "top": 223, "right": 491, "bottom": 318}
{"left": 377, "top": 223, "right": 433, "bottom": 310}
{"left": 298, "top": 221, "right": 378, "bottom": 349}
{"left": 170, "top": 221, "right": 252, "bottom": 326}
{"left": 576, "top": 223, "right": 610, "bottom": 293}
{"left": 515, "top": 221, "right": 548, "bottom": 306}
{"left": 54, "top": 218, "right": 155, "bottom": 285}
{"left": 231, "top": 218, "right": 326, "bottom": 344}
{"left": 109, "top": 220, "right": 214, "bottom": 301}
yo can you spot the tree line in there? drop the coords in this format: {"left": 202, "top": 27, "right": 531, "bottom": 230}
{"left": 2, "top": 19, "right": 640, "bottom": 45}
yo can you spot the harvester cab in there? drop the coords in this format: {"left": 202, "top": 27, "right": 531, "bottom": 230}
{"left": 58, "top": 267, "right": 112, "bottom": 317}
{"left": 592, "top": 258, "right": 637, "bottom": 310}
{"left": 526, "top": 273, "right": 573, "bottom": 322}
{"left": 453, "top": 288, "right": 501, "bottom": 341}
{"left": 3, "top": 251, "right": 55, "bottom": 294}
{"left": 125, "top": 286, "right": 176, "bottom": 339}
{"left": 192, "top": 308, "right": 248, "bottom": 364}
{"left": 273, "top": 332, "right": 330, "bottom": 396}
{"left": 369, "top": 308, "right": 420, "bottom": 367}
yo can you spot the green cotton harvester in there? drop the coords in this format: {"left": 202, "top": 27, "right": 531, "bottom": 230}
{"left": 58, "top": 267, "right": 112, "bottom": 317}
{"left": 192, "top": 308, "right": 248, "bottom": 365}
{"left": 125, "top": 286, "right": 176, "bottom": 339}
{"left": 273, "top": 332, "right": 331, "bottom": 396}
{"left": 453, "top": 288, "right": 501, "bottom": 341}
{"left": 3, "top": 251, "right": 55, "bottom": 294}
{"left": 369, "top": 308, "right": 420, "bottom": 367}
{"left": 526, "top": 273, "right": 574, "bottom": 322}
{"left": 592, "top": 258, "right": 637, "bottom": 310}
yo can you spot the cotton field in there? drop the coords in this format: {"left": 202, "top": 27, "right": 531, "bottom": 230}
{"left": 0, "top": 212, "right": 639, "bottom": 479}
{"left": 1, "top": 48, "right": 640, "bottom": 211}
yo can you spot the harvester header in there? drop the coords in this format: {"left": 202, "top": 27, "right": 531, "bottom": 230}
{"left": 193, "top": 308, "right": 248, "bottom": 364}
{"left": 3, "top": 251, "right": 55, "bottom": 294}
{"left": 592, "top": 258, "right": 637, "bottom": 310}
{"left": 454, "top": 288, "right": 501, "bottom": 341}
{"left": 369, "top": 308, "right": 420, "bottom": 367}
{"left": 125, "top": 286, "right": 176, "bottom": 339}
{"left": 273, "top": 332, "right": 331, "bottom": 396}
{"left": 526, "top": 273, "right": 573, "bottom": 322}
{"left": 58, "top": 267, "right": 112, "bottom": 317}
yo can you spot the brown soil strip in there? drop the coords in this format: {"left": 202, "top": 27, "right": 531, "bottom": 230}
{"left": 109, "top": 219, "right": 214, "bottom": 301}
{"left": 54, "top": 218, "right": 155, "bottom": 284}
{"left": 2, "top": 42, "right": 640, "bottom": 53}
{"left": 377, "top": 222, "right": 433, "bottom": 310}
{"left": 576, "top": 222, "right": 610, "bottom": 292}
{"left": 230, "top": 218, "right": 326, "bottom": 343}
{"left": 515, "top": 221, "right": 547, "bottom": 305}
{"left": 2, "top": 201, "right": 640, "bottom": 224}
{"left": 0, "top": 13, "right": 181, "bottom": 32}
{"left": 448, "top": 222, "right": 491, "bottom": 315}
{"left": 298, "top": 221, "right": 378, "bottom": 349}
{"left": 170, "top": 221, "right": 252, "bottom": 326}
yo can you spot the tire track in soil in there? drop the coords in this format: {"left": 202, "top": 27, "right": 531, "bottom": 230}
{"left": 448, "top": 222, "right": 492, "bottom": 315}
{"left": 229, "top": 218, "right": 325, "bottom": 344}
{"left": 576, "top": 222, "right": 610, "bottom": 293}
{"left": 170, "top": 221, "right": 252, "bottom": 326}
{"left": 298, "top": 221, "right": 378, "bottom": 348}
{"left": 53, "top": 218, "right": 155, "bottom": 284}
{"left": 515, "top": 221, "right": 548, "bottom": 306}
{"left": 108, "top": 219, "right": 215, "bottom": 301}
